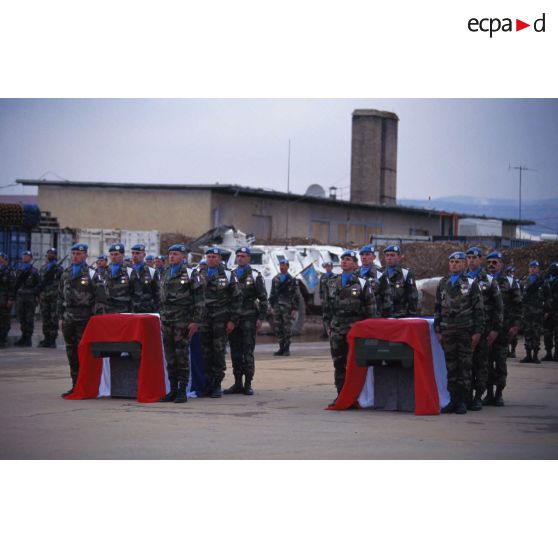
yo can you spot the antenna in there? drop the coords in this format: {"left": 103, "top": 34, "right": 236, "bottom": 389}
{"left": 509, "top": 164, "right": 536, "bottom": 240}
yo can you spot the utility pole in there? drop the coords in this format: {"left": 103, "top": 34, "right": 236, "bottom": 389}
{"left": 285, "top": 140, "right": 291, "bottom": 247}
{"left": 509, "top": 164, "right": 535, "bottom": 240}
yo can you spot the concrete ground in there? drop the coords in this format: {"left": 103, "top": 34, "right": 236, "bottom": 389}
{"left": 1, "top": 325, "right": 557, "bottom": 459}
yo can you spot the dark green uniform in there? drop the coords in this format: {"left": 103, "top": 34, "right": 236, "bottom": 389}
{"left": 58, "top": 263, "right": 100, "bottom": 388}
{"left": 543, "top": 274, "right": 558, "bottom": 358}
{"left": 488, "top": 273, "right": 522, "bottom": 390}
{"left": 519, "top": 274, "right": 545, "bottom": 353}
{"left": 357, "top": 266, "right": 393, "bottom": 317}
{"left": 228, "top": 265, "right": 268, "bottom": 387}
{"left": 38, "top": 261, "right": 63, "bottom": 346}
{"left": 323, "top": 273, "right": 377, "bottom": 394}
{"left": 133, "top": 263, "right": 160, "bottom": 313}
{"left": 0, "top": 263, "right": 15, "bottom": 347}
{"left": 269, "top": 273, "right": 301, "bottom": 353}
{"left": 199, "top": 264, "right": 241, "bottom": 393}
{"left": 385, "top": 266, "right": 419, "bottom": 318}
{"left": 96, "top": 264, "right": 142, "bottom": 314}
{"left": 469, "top": 269, "right": 504, "bottom": 395}
{"left": 14, "top": 264, "right": 40, "bottom": 344}
{"left": 434, "top": 274, "right": 484, "bottom": 400}
{"left": 159, "top": 264, "right": 205, "bottom": 392}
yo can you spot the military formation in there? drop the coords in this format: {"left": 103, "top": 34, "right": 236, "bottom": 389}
{"left": 1, "top": 241, "right": 557, "bottom": 413}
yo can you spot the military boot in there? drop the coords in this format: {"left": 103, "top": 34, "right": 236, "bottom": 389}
{"left": 482, "top": 384, "right": 496, "bottom": 406}
{"left": 283, "top": 342, "right": 291, "bottom": 356}
{"left": 441, "top": 395, "right": 457, "bottom": 414}
{"left": 174, "top": 381, "right": 188, "bottom": 404}
{"left": 224, "top": 375, "right": 244, "bottom": 394}
{"left": 210, "top": 378, "right": 222, "bottom": 398}
{"left": 14, "top": 335, "right": 26, "bottom": 347}
{"left": 160, "top": 378, "right": 178, "bottom": 402}
{"left": 454, "top": 391, "right": 468, "bottom": 415}
{"left": 541, "top": 349, "right": 554, "bottom": 361}
{"left": 468, "top": 389, "right": 483, "bottom": 411}
{"left": 273, "top": 342, "right": 284, "bottom": 356}
{"left": 48, "top": 335, "right": 57, "bottom": 348}
{"left": 19, "top": 334, "right": 32, "bottom": 347}
{"left": 243, "top": 377, "right": 254, "bottom": 396}
{"left": 494, "top": 387, "right": 505, "bottom": 407}
{"left": 38, "top": 338, "right": 49, "bottom": 347}
{"left": 520, "top": 349, "right": 533, "bottom": 363}
{"left": 532, "top": 350, "right": 541, "bottom": 364}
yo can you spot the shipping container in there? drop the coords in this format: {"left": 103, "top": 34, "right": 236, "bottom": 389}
{"left": 457, "top": 218, "right": 502, "bottom": 237}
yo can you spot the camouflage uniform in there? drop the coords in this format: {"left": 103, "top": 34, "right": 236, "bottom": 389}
{"left": 519, "top": 274, "right": 545, "bottom": 353}
{"left": 58, "top": 263, "right": 100, "bottom": 387}
{"left": 269, "top": 273, "right": 301, "bottom": 352}
{"left": 323, "top": 273, "right": 377, "bottom": 394}
{"left": 133, "top": 263, "right": 160, "bottom": 313}
{"left": 488, "top": 273, "right": 522, "bottom": 389}
{"left": 0, "top": 263, "right": 15, "bottom": 346}
{"left": 199, "top": 263, "right": 241, "bottom": 392}
{"left": 228, "top": 265, "right": 268, "bottom": 386}
{"left": 357, "top": 265, "right": 393, "bottom": 317}
{"left": 319, "top": 271, "right": 334, "bottom": 337}
{"left": 385, "top": 266, "right": 419, "bottom": 318}
{"left": 543, "top": 275, "right": 558, "bottom": 358}
{"left": 15, "top": 264, "right": 41, "bottom": 343}
{"left": 434, "top": 274, "right": 484, "bottom": 400}
{"left": 38, "top": 261, "right": 63, "bottom": 346}
{"left": 469, "top": 269, "right": 504, "bottom": 395}
{"left": 159, "top": 264, "right": 205, "bottom": 392}
{"left": 96, "top": 264, "right": 142, "bottom": 314}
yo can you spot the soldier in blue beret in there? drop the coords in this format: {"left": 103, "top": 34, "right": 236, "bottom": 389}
{"left": 0, "top": 252, "right": 15, "bottom": 348}
{"left": 357, "top": 245, "right": 393, "bottom": 317}
{"left": 542, "top": 262, "right": 558, "bottom": 361}
{"left": 95, "top": 255, "right": 108, "bottom": 280}
{"left": 37, "top": 247, "right": 63, "bottom": 347}
{"left": 518, "top": 260, "right": 544, "bottom": 364}
{"left": 484, "top": 251, "right": 522, "bottom": 406}
{"left": 382, "top": 244, "right": 419, "bottom": 318}
{"left": 155, "top": 255, "right": 166, "bottom": 273}
{"left": 14, "top": 250, "right": 40, "bottom": 346}
{"left": 145, "top": 255, "right": 155, "bottom": 268}
{"left": 131, "top": 243, "right": 160, "bottom": 312}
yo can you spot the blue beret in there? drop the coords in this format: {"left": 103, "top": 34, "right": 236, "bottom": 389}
{"left": 487, "top": 251, "right": 503, "bottom": 260}
{"left": 235, "top": 246, "right": 251, "bottom": 255}
{"left": 21, "top": 250, "right": 32, "bottom": 257}
{"left": 359, "top": 244, "right": 375, "bottom": 254}
{"left": 156, "top": 255, "right": 166, "bottom": 260}
{"left": 96, "top": 254, "right": 108, "bottom": 261}
{"left": 277, "top": 256, "right": 290, "bottom": 265}
{"left": 449, "top": 251, "right": 466, "bottom": 260}
{"left": 505, "top": 266, "right": 516, "bottom": 273}
{"left": 108, "top": 243, "right": 125, "bottom": 253}
{"left": 168, "top": 244, "right": 186, "bottom": 253}
{"left": 383, "top": 244, "right": 401, "bottom": 254}
{"left": 0, "top": 252, "right": 7, "bottom": 259}
{"left": 131, "top": 243, "right": 145, "bottom": 251}
{"left": 199, "top": 259, "right": 207, "bottom": 265}
{"left": 529, "top": 260, "right": 540, "bottom": 267}
{"left": 145, "top": 255, "right": 155, "bottom": 261}
{"left": 322, "top": 261, "right": 333, "bottom": 268}
{"left": 46, "top": 247, "right": 57, "bottom": 254}
{"left": 205, "top": 247, "right": 221, "bottom": 255}
{"left": 466, "top": 246, "right": 482, "bottom": 256}
{"left": 340, "top": 250, "right": 358, "bottom": 260}
{"left": 71, "top": 243, "right": 88, "bottom": 252}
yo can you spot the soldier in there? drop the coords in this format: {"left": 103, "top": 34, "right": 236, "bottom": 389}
{"left": 224, "top": 247, "right": 268, "bottom": 396}
{"left": 465, "top": 246, "right": 504, "bottom": 410}
{"left": 37, "top": 248, "right": 63, "bottom": 348}
{"left": 159, "top": 244, "right": 205, "bottom": 404}
{"left": 14, "top": 250, "right": 41, "bottom": 347}
{"left": 96, "top": 243, "right": 142, "bottom": 314}
{"left": 506, "top": 266, "right": 519, "bottom": 357}
{"left": 382, "top": 245, "right": 419, "bottom": 318}
{"left": 95, "top": 255, "right": 108, "bottom": 280}
{"left": 145, "top": 255, "right": 155, "bottom": 269}
{"left": 542, "top": 262, "right": 558, "bottom": 361}
{"left": 484, "top": 251, "right": 522, "bottom": 406}
{"left": 0, "top": 252, "right": 15, "bottom": 348}
{"left": 155, "top": 255, "right": 166, "bottom": 273}
{"left": 131, "top": 243, "right": 160, "bottom": 313}
{"left": 319, "top": 261, "right": 334, "bottom": 338}
{"left": 357, "top": 244, "right": 393, "bottom": 317}
{"left": 198, "top": 247, "right": 241, "bottom": 397}
{"left": 323, "top": 250, "right": 377, "bottom": 404}
{"left": 519, "top": 260, "right": 545, "bottom": 364}
{"left": 59, "top": 243, "right": 100, "bottom": 396}
{"left": 269, "top": 258, "right": 301, "bottom": 356}
{"left": 434, "top": 251, "right": 483, "bottom": 415}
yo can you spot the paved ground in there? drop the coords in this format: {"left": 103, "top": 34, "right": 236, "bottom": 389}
{"left": 1, "top": 327, "right": 557, "bottom": 459}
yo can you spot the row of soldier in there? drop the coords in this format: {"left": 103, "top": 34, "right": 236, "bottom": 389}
{"left": 1, "top": 243, "right": 557, "bottom": 410}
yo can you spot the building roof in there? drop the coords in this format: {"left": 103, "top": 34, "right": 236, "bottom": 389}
{"left": 16, "top": 178, "right": 534, "bottom": 226}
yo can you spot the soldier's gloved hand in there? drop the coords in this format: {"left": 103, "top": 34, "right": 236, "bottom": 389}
{"left": 188, "top": 322, "right": 200, "bottom": 339}
{"left": 507, "top": 326, "right": 519, "bottom": 343}
{"left": 226, "top": 320, "right": 235, "bottom": 334}
{"left": 471, "top": 333, "right": 481, "bottom": 349}
{"left": 255, "top": 319, "right": 262, "bottom": 331}
{"left": 486, "top": 330, "right": 499, "bottom": 346}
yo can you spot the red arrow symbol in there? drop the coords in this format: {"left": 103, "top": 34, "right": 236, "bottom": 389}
{"left": 516, "top": 19, "right": 530, "bottom": 31}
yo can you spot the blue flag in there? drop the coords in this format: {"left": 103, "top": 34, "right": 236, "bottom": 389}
{"left": 301, "top": 264, "right": 319, "bottom": 290}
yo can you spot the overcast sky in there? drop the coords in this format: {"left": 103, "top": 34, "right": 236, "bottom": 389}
{"left": 1, "top": 98, "right": 556, "bottom": 201}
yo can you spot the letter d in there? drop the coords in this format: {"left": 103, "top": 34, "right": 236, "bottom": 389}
{"left": 534, "top": 13, "right": 545, "bottom": 32}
